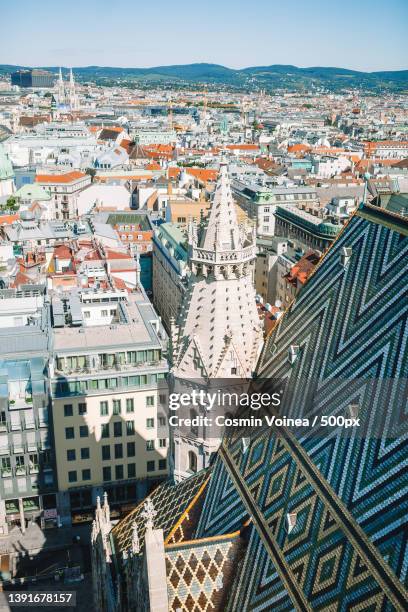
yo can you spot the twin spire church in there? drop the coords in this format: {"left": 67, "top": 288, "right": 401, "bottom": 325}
{"left": 55, "top": 67, "right": 79, "bottom": 110}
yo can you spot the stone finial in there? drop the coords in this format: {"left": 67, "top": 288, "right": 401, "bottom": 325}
{"left": 96, "top": 496, "right": 101, "bottom": 510}
{"left": 91, "top": 519, "right": 98, "bottom": 543}
{"left": 103, "top": 491, "right": 111, "bottom": 525}
{"left": 141, "top": 497, "right": 157, "bottom": 531}
{"left": 131, "top": 521, "right": 140, "bottom": 555}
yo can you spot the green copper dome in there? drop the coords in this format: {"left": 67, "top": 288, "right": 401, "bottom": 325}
{"left": 0, "top": 144, "right": 14, "bottom": 181}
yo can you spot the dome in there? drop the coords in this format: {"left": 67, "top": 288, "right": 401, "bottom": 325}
{"left": 0, "top": 145, "right": 14, "bottom": 181}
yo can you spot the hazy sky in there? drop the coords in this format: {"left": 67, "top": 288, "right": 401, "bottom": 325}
{"left": 1, "top": 0, "right": 407, "bottom": 71}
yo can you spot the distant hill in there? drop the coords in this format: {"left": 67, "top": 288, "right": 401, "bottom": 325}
{"left": 1, "top": 63, "right": 407, "bottom": 91}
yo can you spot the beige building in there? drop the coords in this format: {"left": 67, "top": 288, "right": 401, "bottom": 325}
{"left": 50, "top": 286, "right": 169, "bottom": 525}
{"left": 35, "top": 170, "right": 91, "bottom": 220}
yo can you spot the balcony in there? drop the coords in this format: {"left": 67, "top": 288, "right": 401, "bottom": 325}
{"left": 29, "top": 465, "right": 39, "bottom": 474}
{"left": 1, "top": 468, "right": 12, "bottom": 478}
{"left": 15, "top": 466, "right": 26, "bottom": 476}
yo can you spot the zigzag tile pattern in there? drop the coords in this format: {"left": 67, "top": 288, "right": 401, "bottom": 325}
{"left": 196, "top": 208, "right": 408, "bottom": 610}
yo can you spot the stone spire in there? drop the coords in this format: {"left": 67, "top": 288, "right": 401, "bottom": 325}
{"left": 103, "top": 491, "right": 111, "bottom": 527}
{"left": 200, "top": 162, "right": 242, "bottom": 252}
{"left": 56, "top": 67, "right": 65, "bottom": 105}
{"left": 171, "top": 162, "right": 262, "bottom": 380}
{"left": 68, "top": 68, "right": 78, "bottom": 110}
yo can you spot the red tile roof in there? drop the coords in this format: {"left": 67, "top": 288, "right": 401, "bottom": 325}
{"left": 54, "top": 245, "right": 72, "bottom": 259}
{"left": 105, "top": 249, "right": 132, "bottom": 260}
{"left": 35, "top": 171, "right": 86, "bottom": 184}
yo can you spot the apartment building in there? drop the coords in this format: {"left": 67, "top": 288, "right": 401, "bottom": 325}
{"left": 152, "top": 223, "right": 189, "bottom": 331}
{"left": 0, "top": 287, "right": 58, "bottom": 535}
{"left": 232, "top": 180, "right": 319, "bottom": 236}
{"left": 50, "top": 286, "right": 169, "bottom": 525}
{"left": 35, "top": 171, "right": 91, "bottom": 220}
{"left": 275, "top": 205, "right": 341, "bottom": 252}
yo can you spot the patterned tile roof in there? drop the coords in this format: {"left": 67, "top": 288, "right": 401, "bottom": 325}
{"left": 112, "top": 469, "right": 210, "bottom": 554}
{"left": 195, "top": 204, "right": 408, "bottom": 610}
{"left": 165, "top": 532, "right": 245, "bottom": 612}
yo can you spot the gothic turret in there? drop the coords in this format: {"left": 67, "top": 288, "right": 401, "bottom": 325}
{"left": 171, "top": 162, "right": 262, "bottom": 380}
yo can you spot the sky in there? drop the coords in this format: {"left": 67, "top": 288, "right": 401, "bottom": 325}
{"left": 0, "top": 0, "right": 407, "bottom": 72}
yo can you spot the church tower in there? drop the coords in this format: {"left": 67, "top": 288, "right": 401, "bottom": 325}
{"left": 170, "top": 162, "right": 262, "bottom": 480}
{"left": 68, "top": 68, "right": 78, "bottom": 110}
{"left": 56, "top": 68, "right": 65, "bottom": 106}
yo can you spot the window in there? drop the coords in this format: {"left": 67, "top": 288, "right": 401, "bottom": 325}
{"left": 158, "top": 416, "right": 166, "bottom": 427}
{"left": 64, "top": 404, "right": 73, "bottom": 417}
{"left": 84, "top": 311, "right": 90, "bottom": 319}
{"left": 103, "top": 467, "right": 111, "bottom": 482}
{"left": 100, "top": 401, "right": 108, "bottom": 416}
{"left": 113, "top": 399, "right": 121, "bottom": 415}
{"left": 79, "top": 425, "right": 88, "bottom": 438}
{"left": 114, "top": 443, "right": 123, "bottom": 459}
{"left": 81, "top": 448, "right": 90, "bottom": 460}
{"left": 102, "top": 445, "right": 110, "bottom": 460}
{"left": 146, "top": 396, "right": 155, "bottom": 407}
{"left": 128, "top": 464, "right": 136, "bottom": 478}
{"left": 146, "top": 440, "right": 154, "bottom": 451}
{"left": 158, "top": 459, "right": 167, "bottom": 471}
{"left": 78, "top": 403, "right": 87, "bottom": 415}
{"left": 190, "top": 409, "right": 198, "bottom": 435}
{"left": 147, "top": 461, "right": 155, "bottom": 472}
{"left": 114, "top": 422, "right": 122, "bottom": 437}
{"left": 159, "top": 439, "right": 166, "bottom": 448}
{"left": 16, "top": 455, "right": 25, "bottom": 468}
{"left": 146, "top": 418, "right": 154, "bottom": 429}
{"left": 231, "top": 367, "right": 237, "bottom": 375}
{"left": 29, "top": 453, "right": 38, "bottom": 468}
{"left": 127, "top": 442, "right": 135, "bottom": 457}
{"left": 101, "top": 424, "right": 109, "bottom": 438}
{"left": 82, "top": 469, "right": 91, "bottom": 481}
{"left": 65, "top": 427, "right": 74, "bottom": 440}
{"left": 126, "top": 421, "right": 134, "bottom": 436}
{"left": 188, "top": 451, "right": 197, "bottom": 473}
{"left": 67, "top": 449, "right": 76, "bottom": 461}
{"left": 101, "top": 310, "right": 108, "bottom": 317}
{"left": 126, "top": 398, "right": 134, "bottom": 413}
{"left": 159, "top": 394, "right": 167, "bottom": 405}
{"left": 68, "top": 470, "right": 77, "bottom": 483}
{"left": 115, "top": 465, "right": 124, "bottom": 480}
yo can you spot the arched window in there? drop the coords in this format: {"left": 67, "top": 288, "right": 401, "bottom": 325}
{"left": 188, "top": 451, "right": 197, "bottom": 473}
